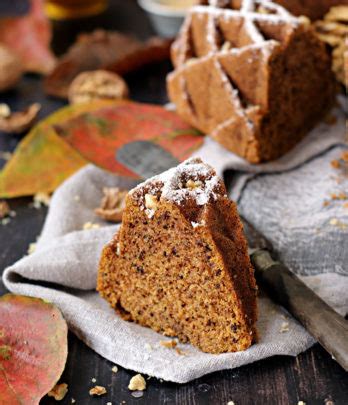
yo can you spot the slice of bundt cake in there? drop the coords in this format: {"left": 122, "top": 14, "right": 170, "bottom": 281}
{"left": 167, "top": 0, "right": 335, "bottom": 163}
{"left": 97, "top": 158, "right": 257, "bottom": 353}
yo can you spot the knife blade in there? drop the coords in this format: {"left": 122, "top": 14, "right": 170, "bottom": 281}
{"left": 117, "top": 141, "right": 348, "bottom": 371}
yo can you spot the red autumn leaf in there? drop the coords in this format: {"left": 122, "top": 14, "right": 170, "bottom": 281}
{"left": 55, "top": 100, "right": 204, "bottom": 177}
{"left": 0, "top": 294, "right": 68, "bottom": 405}
{"left": 0, "top": 0, "right": 56, "bottom": 74}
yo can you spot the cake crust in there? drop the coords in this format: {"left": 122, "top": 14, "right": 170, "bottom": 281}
{"left": 98, "top": 158, "right": 258, "bottom": 353}
{"left": 167, "top": 0, "right": 335, "bottom": 163}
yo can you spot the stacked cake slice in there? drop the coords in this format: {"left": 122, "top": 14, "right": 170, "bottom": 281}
{"left": 167, "top": 0, "right": 335, "bottom": 163}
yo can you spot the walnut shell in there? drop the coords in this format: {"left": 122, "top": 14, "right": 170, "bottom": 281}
{"left": 68, "top": 70, "right": 129, "bottom": 104}
{"left": 0, "top": 45, "right": 23, "bottom": 92}
{"left": 0, "top": 103, "right": 41, "bottom": 134}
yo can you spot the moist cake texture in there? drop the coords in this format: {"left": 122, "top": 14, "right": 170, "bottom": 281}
{"left": 167, "top": 0, "right": 335, "bottom": 163}
{"left": 98, "top": 158, "right": 258, "bottom": 353}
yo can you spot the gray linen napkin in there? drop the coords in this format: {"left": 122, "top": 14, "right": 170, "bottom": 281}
{"left": 2, "top": 106, "right": 347, "bottom": 383}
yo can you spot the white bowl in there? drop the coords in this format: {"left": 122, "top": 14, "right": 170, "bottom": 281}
{"left": 138, "top": 0, "right": 191, "bottom": 38}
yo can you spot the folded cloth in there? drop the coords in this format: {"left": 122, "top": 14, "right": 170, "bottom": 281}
{"left": 3, "top": 106, "right": 347, "bottom": 383}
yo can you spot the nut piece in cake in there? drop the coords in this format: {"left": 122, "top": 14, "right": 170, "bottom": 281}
{"left": 167, "top": 0, "right": 335, "bottom": 163}
{"left": 97, "top": 158, "right": 258, "bottom": 354}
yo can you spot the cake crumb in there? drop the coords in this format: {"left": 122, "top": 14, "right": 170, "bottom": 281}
{"left": 331, "top": 159, "right": 340, "bottom": 169}
{"left": 298, "top": 401, "right": 306, "bottom": 405}
{"left": 0, "top": 200, "right": 10, "bottom": 219}
{"left": 227, "top": 402, "right": 235, "bottom": 405}
{"left": 71, "top": 399, "right": 75, "bottom": 404}
{"left": 1, "top": 217, "right": 10, "bottom": 226}
{"left": 27, "top": 242, "right": 37, "bottom": 255}
{"left": 144, "top": 343, "right": 153, "bottom": 351}
{"left": 175, "top": 347, "right": 187, "bottom": 356}
{"left": 160, "top": 339, "right": 177, "bottom": 349}
{"left": 280, "top": 321, "right": 289, "bottom": 333}
{"left": 112, "top": 365, "right": 118, "bottom": 373}
{"left": 128, "top": 374, "right": 146, "bottom": 391}
{"left": 329, "top": 218, "right": 338, "bottom": 226}
{"left": 32, "top": 192, "right": 51, "bottom": 208}
{"left": 47, "top": 383, "right": 68, "bottom": 401}
{"left": 89, "top": 385, "right": 107, "bottom": 396}
{"left": 330, "top": 192, "right": 347, "bottom": 200}
{"left": 107, "top": 402, "right": 112, "bottom": 405}
{"left": 83, "top": 222, "right": 100, "bottom": 230}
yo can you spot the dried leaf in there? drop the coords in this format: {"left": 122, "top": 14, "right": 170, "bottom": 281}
{"left": 55, "top": 100, "right": 204, "bottom": 177}
{"left": 45, "top": 30, "right": 170, "bottom": 99}
{"left": 0, "top": 101, "right": 113, "bottom": 198}
{"left": 0, "top": 0, "right": 56, "bottom": 74}
{"left": 0, "top": 103, "right": 41, "bottom": 134}
{"left": 0, "top": 294, "right": 68, "bottom": 405}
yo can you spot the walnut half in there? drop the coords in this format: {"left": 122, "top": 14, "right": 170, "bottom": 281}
{"left": 0, "top": 103, "right": 41, "bottom": 134}
{"left": 68, "top": 70, "right": 129, "bottom": 104}
{"left": 95, "top": 187, "right": 128, "bottom": 222}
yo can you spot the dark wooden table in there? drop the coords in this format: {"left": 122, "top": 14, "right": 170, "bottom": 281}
{"left": 0, "top": 1, "right": 347, "bottom": 404}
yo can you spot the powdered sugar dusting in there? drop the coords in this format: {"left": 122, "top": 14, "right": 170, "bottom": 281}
{"left": 130, "top": 158, "right": 224, "bottom": 211}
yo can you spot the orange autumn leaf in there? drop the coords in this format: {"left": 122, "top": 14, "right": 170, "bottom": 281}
{"left": 0, "top": 0, "right": 56, "bottom": 74}
{"left": 0, "top": 294, "right": 68, "bottom": 405}
{"left": 0, "top": 101, "right": 115, "bottom": 199}
{"left": 54, "top": 100, "right": 204, "bottom": 178}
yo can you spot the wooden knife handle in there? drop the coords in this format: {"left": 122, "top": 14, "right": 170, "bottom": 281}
{"left": 251, "top": 249, "right": 348, "bottom": 371}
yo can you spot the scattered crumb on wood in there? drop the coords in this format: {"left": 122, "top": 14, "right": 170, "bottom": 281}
{"left": 112, "top": 365, "right": 118, "bottom": 373}
{"left": 32, "top": 192, "right": 51, "bottom": 209}
{"left": 0, "top": 150, "right": 12, "bottom": 161}
{"left": 47, "top": 383, "right": 68, "bottom": 401}
{"left": 27, "top": 242, "right": 37, "bottom": 255}
{"left": 89, "top": 385, "right": 107, "bottom": 396}
{"left": 1, "top": 217, "right": 10, "bottom": 226}
{"left": 227, "top": 402, "right": 235, "bottom": 405}
{"left": 91, "top": 377, "right": 96, "bottom": 383}
{"left": 0, "top": 200, "right": 10, "bottom": 219}
{"left": 160, "top": 339, "right": 177, "bottom": 349}
{"left": 128, "top": 374, "right": 146, "bottom": 391}
{"left": 298, "top": 401, "right": 306, "bottom": 405}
